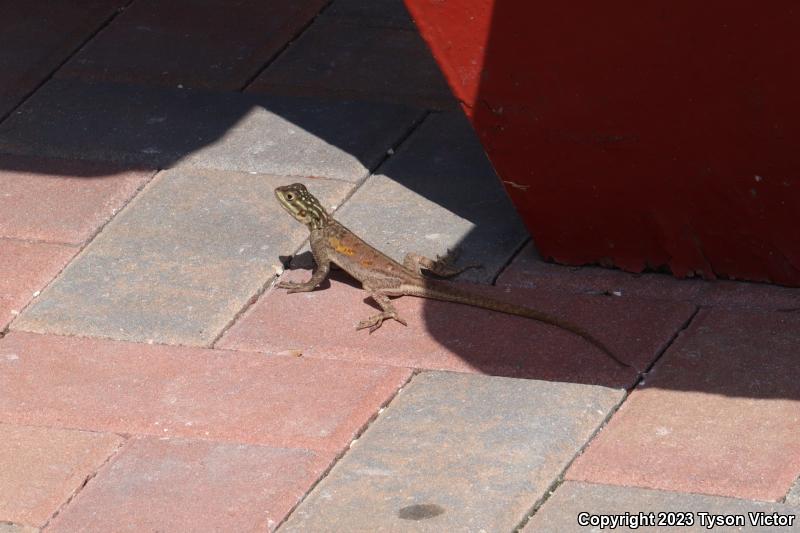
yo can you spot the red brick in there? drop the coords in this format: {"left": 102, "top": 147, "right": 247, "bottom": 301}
{"left": 0, "top": 332, "right": 410, "bottom": 452}
{"left": 218, "top": 270, "right": 696, "bottom": 387}
{"left": 500, "top": 242, "right": 800, "bottom": 311}
{"left": 498, "top": 243, "right": 706, "bottom": 300}
{"left": 0, "top": 155, "right": 152, "bottom": 244}
{"left": 567, "top": 309, "right": 800, "bottom": 501}
{"left": 698, "top": 280, "right": 800, "bottom": 311}
{"left": 0, "top": 423, "right": 122, "bottom": 527}
{"left": 0, "top": 240, "right": 76, "bottom": 330}
{"left": 48, "top": 436, "right": 332, "bottom": 532}
{"left": 57, "top": 0, "right": 327, "bottom": 90}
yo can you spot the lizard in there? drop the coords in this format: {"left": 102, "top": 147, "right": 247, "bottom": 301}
{"left": 274, "top": 183, "right": 631, "bottom": 368}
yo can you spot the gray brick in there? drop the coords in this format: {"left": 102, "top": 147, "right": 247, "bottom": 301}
{"left": 324, "top": 0, "right": 416, "bottom": 29}
{"left": 787, "top": 477, "right": 800, "bottom": 506}
{"left": 333, "top": 111, "right": 528, "bottom": 282}
{"left": 524, "top": 481, "right": 800, "bottom": 532}
{"left": 248, "top": 17, "right": 452, "bottom": 109}
{"left": 14, "top": 170, "right": 352, "bottom": 345}
{"left": 0, "top": 524, "right": 38, "bottom": 533}
{"left": 281, "top": 372, "right": 624, "bottom": 532}
{"left": 0, "top": 79, "right": 422, "bottom": 182}
{"left": 379, "top": 111, "right": 499, "bottom": 183}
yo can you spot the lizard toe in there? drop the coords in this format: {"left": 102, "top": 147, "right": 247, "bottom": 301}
{"left": 277, "top": 281, "right": 316, "bottom": 293}
{"left": 356, "top": 318, "right": 377, "bottom": 331}
{"left": 357, "top": 313, "right": 396, "bottom": 333}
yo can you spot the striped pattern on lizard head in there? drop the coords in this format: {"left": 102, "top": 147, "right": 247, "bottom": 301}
{"left": 274, "top": 183, "right": 330, "bottom": 229}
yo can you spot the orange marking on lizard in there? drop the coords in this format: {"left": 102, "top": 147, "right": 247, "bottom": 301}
{"left": 329, "top": 237, "right": 356, "bottom": 256}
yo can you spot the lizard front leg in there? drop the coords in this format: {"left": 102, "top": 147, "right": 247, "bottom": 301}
{"left": 277, "top": 254, "right": 331, "bottom": 294}
{"left": 403, "top": 248, "right": 480, "bottom": 278}
{"left": 356, "top": 290, "right": 408, "bottom": 333}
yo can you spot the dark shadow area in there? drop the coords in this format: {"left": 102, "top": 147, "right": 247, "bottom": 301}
{"left": 0, "top": 0, "right": 131, "bottom": 120}
{"left": 0, "top": 77, "right": 422, "bottom": 180}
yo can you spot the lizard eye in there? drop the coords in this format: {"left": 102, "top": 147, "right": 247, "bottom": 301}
{"left": 286, "top": 193, "right": 294, "bottom": 200}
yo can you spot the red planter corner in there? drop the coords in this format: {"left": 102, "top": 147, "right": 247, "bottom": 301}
{"left": 405, "top": 0, "right": 800, "bottom": 286}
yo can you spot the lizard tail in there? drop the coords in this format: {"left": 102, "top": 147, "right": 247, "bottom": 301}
{"left": 405, "top": 280, "right": 631, "bottom": 368}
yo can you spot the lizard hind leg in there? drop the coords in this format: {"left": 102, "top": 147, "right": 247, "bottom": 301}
{"left": 403, "top": 248, "right": 481, "bottom": 279}
{"left": 356, "top": 291, "right": 408, "bottom": 333}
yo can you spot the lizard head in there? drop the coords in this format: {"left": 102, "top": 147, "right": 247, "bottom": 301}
{"left": 274, "top": 183, "right": 331, "bottom": 229}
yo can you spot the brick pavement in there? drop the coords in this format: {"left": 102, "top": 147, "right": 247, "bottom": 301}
{"left": 1, "top": 0, "right": 798, "bottom": 531}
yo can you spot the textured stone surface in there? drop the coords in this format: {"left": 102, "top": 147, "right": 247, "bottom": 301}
{"left": 700, "top": 281, "right": 800, "bottom": 311}
{"left": 499, "top": 243, "right": 705, "bottom": 298}
{"left": 524, "top": 481, "right": 800, "bottom": 532}
{"left": 786, "top": 477, "right": 800, "bottom": 506}
{"left": 57, "top": 0, "right": 327, "bottom": 90}
{"left": 48, "top": 437, "right": 333, "bottom": 533}
{"left": 500, "top": 242, "right": 800, "bottom": 311}
{"left": 282, "top": 372, "right": 623, "bottom": 532}
{"left": 248, "top": 16, "right": 452, "bottom": 108}
{"left": 14, "top": 171, "right": 351, "bottom": 345}
{"left": 0, "top": 155, "right": 152, "bottom": 243}
{"left": 0, "top": 79, "right": 422, "bottom": 181}
{"left": 568, "top": 309, "right": 800, "bottom": 501}
{"left": 219, "top": 269, "right": 696, "bottom": 387}
{"left": 0, "top": 331, "right": 411, "bottom": 452}
{"left": 0, "top": 522, "right": 39, "bottom": 533}
{"left": 0, "top": 1, "right": 125, "bottom": 118}
{"left": 0, "top": 239, "right": 76, "bottom": 330}
{"left": 331, "top": 112, "right": 525, "bottom": 283}
{"left": 0, "top": 423, "right": 123, "bottom": 528}
{"left": 379, "top": 111, "right": 497, "bottom": 184}
{"left": 326, "top": 0, "right": 415, "bottom": 28}
{"left": 0, "top": 524, "right": 38, "bottom": 533}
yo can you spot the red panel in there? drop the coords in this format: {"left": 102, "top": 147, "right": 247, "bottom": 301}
{"left": 405, "top": 0, "right": 800, "bottom": 286}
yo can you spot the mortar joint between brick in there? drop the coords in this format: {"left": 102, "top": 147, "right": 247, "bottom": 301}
{"left": 0, "top": 0, "right": 136, "bottom": 125}
{"left": 273, "top": 368, "right": 419, "bottom": 530}
{"left": 512, "top": 388, "right": 630, "bottom": 531}
{"left": 491, "top": 236, "right": 532, "bottom": 286}
{"left": 370, "top": 109, "right": 431, "bottom": 175}
{"left": 630, "top": 305, "right": 701, "bottom": 390}
{"left": 780, "top": 474, "right": 800, "bottom": 503}
{"left": 40, "top": 434, "right": 129, "bottom": 529}
{"left": 238, "top": 0, "right": 335, "bottom": 92}
{"left": 4, "top": 169, "right": 159, "bottom": 332}
{"left": 208, "top": 271, "right": 281, "bottom": 349}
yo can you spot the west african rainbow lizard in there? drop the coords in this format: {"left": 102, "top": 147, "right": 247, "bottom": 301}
{"left": 274, "top": 183, "right": 630, "bottom": 368}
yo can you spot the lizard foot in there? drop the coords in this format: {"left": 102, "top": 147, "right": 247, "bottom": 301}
{"left": 276, "top": 281, "right": 316, "bottom": 294}
{"left": 356, "top": 312, "right": 408, "bottom": 333}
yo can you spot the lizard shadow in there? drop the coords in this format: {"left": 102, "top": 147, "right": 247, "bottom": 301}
{"left": 281, "top": 252, "right": 364, "bottom": 293}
